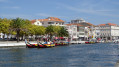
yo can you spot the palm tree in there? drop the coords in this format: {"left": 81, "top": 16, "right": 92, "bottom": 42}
{"left": 58, "top": 27, "right": 69, "bottom": 37}
{"left": 11, "top": 18, "right": 27, "bottom": 42}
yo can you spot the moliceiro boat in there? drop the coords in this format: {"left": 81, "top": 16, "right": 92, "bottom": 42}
{"left": 54, "top": 37, "right": 70, "bottom": 46}
{"left": 25, "top": 39, "right": 55, "bottom": 48}
{"left": 38, "top": 42, "right": 55, "bottom": 48}
{"left": 85, "top": 41, "right": 95, "bottom": 44}
{"left": 55, "top": 41, "right": 69, "bottom": 46}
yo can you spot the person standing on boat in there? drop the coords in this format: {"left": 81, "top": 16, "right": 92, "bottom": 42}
{"left": 25, "top": 39, "right": 30, "bottom": 44}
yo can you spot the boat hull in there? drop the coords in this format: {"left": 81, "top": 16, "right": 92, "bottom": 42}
{"left": 26, "top": 44, "right": 38, "bottom": 48}
{"left": 26, "top": 44, "right": 55, "bottom": 48}
{"left": 55, "top": 42, "right": 69, "bottom": 46}
{"left": 85, "top": 41, "right": 95, "bottom": 44}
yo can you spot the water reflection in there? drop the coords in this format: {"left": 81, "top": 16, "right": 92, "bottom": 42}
{"left": 0, "top": 43, "right": 119, "bottom": 67}
{"left": 115, "top": 60, "right": 119, "bottom": 67}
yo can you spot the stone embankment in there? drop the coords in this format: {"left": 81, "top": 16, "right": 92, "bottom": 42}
{"left": 0, "top": 41, "right": 37, "bottom": 47}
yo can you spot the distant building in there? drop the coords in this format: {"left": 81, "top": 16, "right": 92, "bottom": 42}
{"left": 31, "top": 17, "right": 65, "bottom": 27}
{"left": 65, "top": 24, "right": 78, "bottom": 40}
{"left": 71, "top": 18, "right": 86, "bottom": 24}
{"left": 65, "top": 18, "right": 95, "bottom": 41}
{"left": 97, "top": 23, "right": 119, "bottom": 41}
{"left": 95, "top": 26, "right": 101, "bottom": 39}
{"left": 31, "top": 19, "right": 42, "bottom": 26}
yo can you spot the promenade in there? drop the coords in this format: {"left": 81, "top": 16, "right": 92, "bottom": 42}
{"left": 0, "top": 41, "right": 36, "bottom": 47}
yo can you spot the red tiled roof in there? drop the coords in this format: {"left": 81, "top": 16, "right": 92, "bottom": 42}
{"left": 65, "top": 24, "right": 72, "bottom": 26}
{"left": 98, "top": 23, "right": 117, "bottom": 26}
{"left": 31, "top": 20, "right": 36, "bottom": 24}
{"left": 65, "top": 23, "right": 83, "bottom": 26}
{"left": 86, "top": 22, "right": 95, "bottom": 26}
{"left": 107, "top": 23, "right": 117, "bottom": 26}
{"left": 98, "top": 24, "right": 106, "bottom": 26}
{"left": 31, "top": 17, "right": 64, "bottom": 23}
{"left": 79, "top": 22, "right": 95, "bottom": 27}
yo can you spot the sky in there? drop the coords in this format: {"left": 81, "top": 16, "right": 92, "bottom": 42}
{"left": 0, "top": 0, "right": 119, "bottom": 25}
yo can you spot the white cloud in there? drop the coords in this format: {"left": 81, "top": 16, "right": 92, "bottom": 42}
{"left": 0, "top": 0, "right": 8, "bottom": 2}
{"left": 0, "top": 14, "right": 33, "bottom": 20}
{"left": 36, "top": 13, "right": 69, "bottom": 19}
{"left": 57, "top": 3, "right": 119, "bottom": 17}
{"left": 1, "top": 6, "right": 20, "bottom": 9}
{"left": 11, "top": 6, "right": 20, "bottom": 9}
{"left": 36, "top": 13, "right": 53, "bottom": 17}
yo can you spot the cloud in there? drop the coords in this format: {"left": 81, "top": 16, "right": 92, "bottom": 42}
{"left": 36, "top": 13, "right": 53, "bottom": 17}
{"left": 1, "top": 6, "right": 20, "bottom": 9}
{"left": 10, "top": 6, "right": 20, "bottom": 9}
{"left": 57, "top": 3, "right": 119, "bottom": 17}
{"left": 0, "top": 0, "right": 9, "bottom": 2}
{"left": 36, "top": 13, "right": 69, "bottom": 19}
{"left": 0, "top": 14, "right": 33, "bottom": 20}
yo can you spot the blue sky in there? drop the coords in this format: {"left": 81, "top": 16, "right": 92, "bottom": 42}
{"left": 0, "top": 0, "right": 119, "bottom": 25}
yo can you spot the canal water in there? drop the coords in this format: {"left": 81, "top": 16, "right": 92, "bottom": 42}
{"left": 0, "top": 43, "right": 119, "bottom": 67}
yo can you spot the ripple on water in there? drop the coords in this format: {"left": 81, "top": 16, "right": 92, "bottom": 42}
{"left": 0, "top": 43, "right": 119, "bottom": 67}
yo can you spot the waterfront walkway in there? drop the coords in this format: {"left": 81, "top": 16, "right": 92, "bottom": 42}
{"left": 0, "top": 41, "right": 37, "bottom": 47}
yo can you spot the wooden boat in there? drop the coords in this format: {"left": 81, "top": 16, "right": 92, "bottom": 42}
{"left": 55, "top": 42, "right": 69, "bottom": 46}
{"left": 26, "top": 43, "right": 55, "bottom": 48}
{"left": 26, "top": 43, "right": 38, "bottom": 48}
{"left": 85, "top": 41, "right": 95, "bottom": 44}
{"left": 43, "top": 42, "right": 55, "bottom": 47}
{"left": 25, "top": 39, "right": 55, "bottom": 48}
{"left": 38, "top": 43, "right": 55, "bottom": 48}
{"left": 25, "top": 39, "right": 38, "bottom": 48}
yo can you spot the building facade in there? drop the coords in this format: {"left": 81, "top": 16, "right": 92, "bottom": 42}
{"left": 31, "top": 17, "right": 65, "bottom": 27}
{"left": 71, "top": 18, "right": 86, "bottom": 24}
{"left": 97, "top": 23, "right": 119, "bottom": 41}
{"left": 65, "top": 18, "right": 95, "bottom": 41}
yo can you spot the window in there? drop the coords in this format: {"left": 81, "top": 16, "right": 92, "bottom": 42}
{"left": 73, "top": 33, "right": 76, "bottom": 36}
{"left": 37, "top": 22, "right": 39, "bottom": 25}
{"left": 48, "top": 22, "right": 53, "bottom": 24}
{"left": 79, "top": 33, "right": 84, "bottom": 35}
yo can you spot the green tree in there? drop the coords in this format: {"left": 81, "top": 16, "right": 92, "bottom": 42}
{"left": 34, "top": 25, "right": 45, "bottom": 38}
{"left": 45, "top": 25, "right": 55, "bottom": 40}
{"left": 54, "top": 26, "right": 61, "bottom": 36}
{"left": 26, "top": 25, "right": 46, "bottom": 40}
{"left": 0, "top": 18, "right": 11, "bottom": 40}
{"left": 19, "top": 19, "right": 32, "bottom": 40}
{"left": 11, "top": 18, "right": 27, "bottom": 42}
{"left": 58, "top": 27, "right": 69, "bottom": 37}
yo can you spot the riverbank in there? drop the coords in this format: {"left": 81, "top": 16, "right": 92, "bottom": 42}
{"left": 0, "top": 40, "right": 111, "bottom": 47}
{"left": 0, "top": 41, "right": 38, "bottom": 47}
{"left": 0, "top": 41, "right": 25, "bottom": 47}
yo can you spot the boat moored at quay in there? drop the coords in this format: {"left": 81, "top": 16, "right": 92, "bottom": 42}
{"left": 25, "top": 39, "right": 69, "bottom": 48}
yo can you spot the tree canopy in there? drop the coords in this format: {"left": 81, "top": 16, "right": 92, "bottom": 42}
{"left": 58, "top": 27, "right": 69, "bottom": 37}
{"left": 0, "top": 18, "right": 69, "bottom": 42}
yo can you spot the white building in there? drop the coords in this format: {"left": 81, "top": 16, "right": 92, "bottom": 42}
{"left": 65, "top": 24, "right": 78, "bottom": 39}
{"left": 71, "top": 18, "right": 86, "bottom": 24}
{"left": 65, "top": 18, "right": 95, "bottom": 41}
{"left": 31, "top": 17, "right": 65, "bottom": 27}
{"left": 95, "top": 26, "right": 101, "bottom": 39}
{"left": 97, "top": 23, "right": 119, "bottom": 41}
{"left": 31, "top": 19, "right": 42, "bottom": 26}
